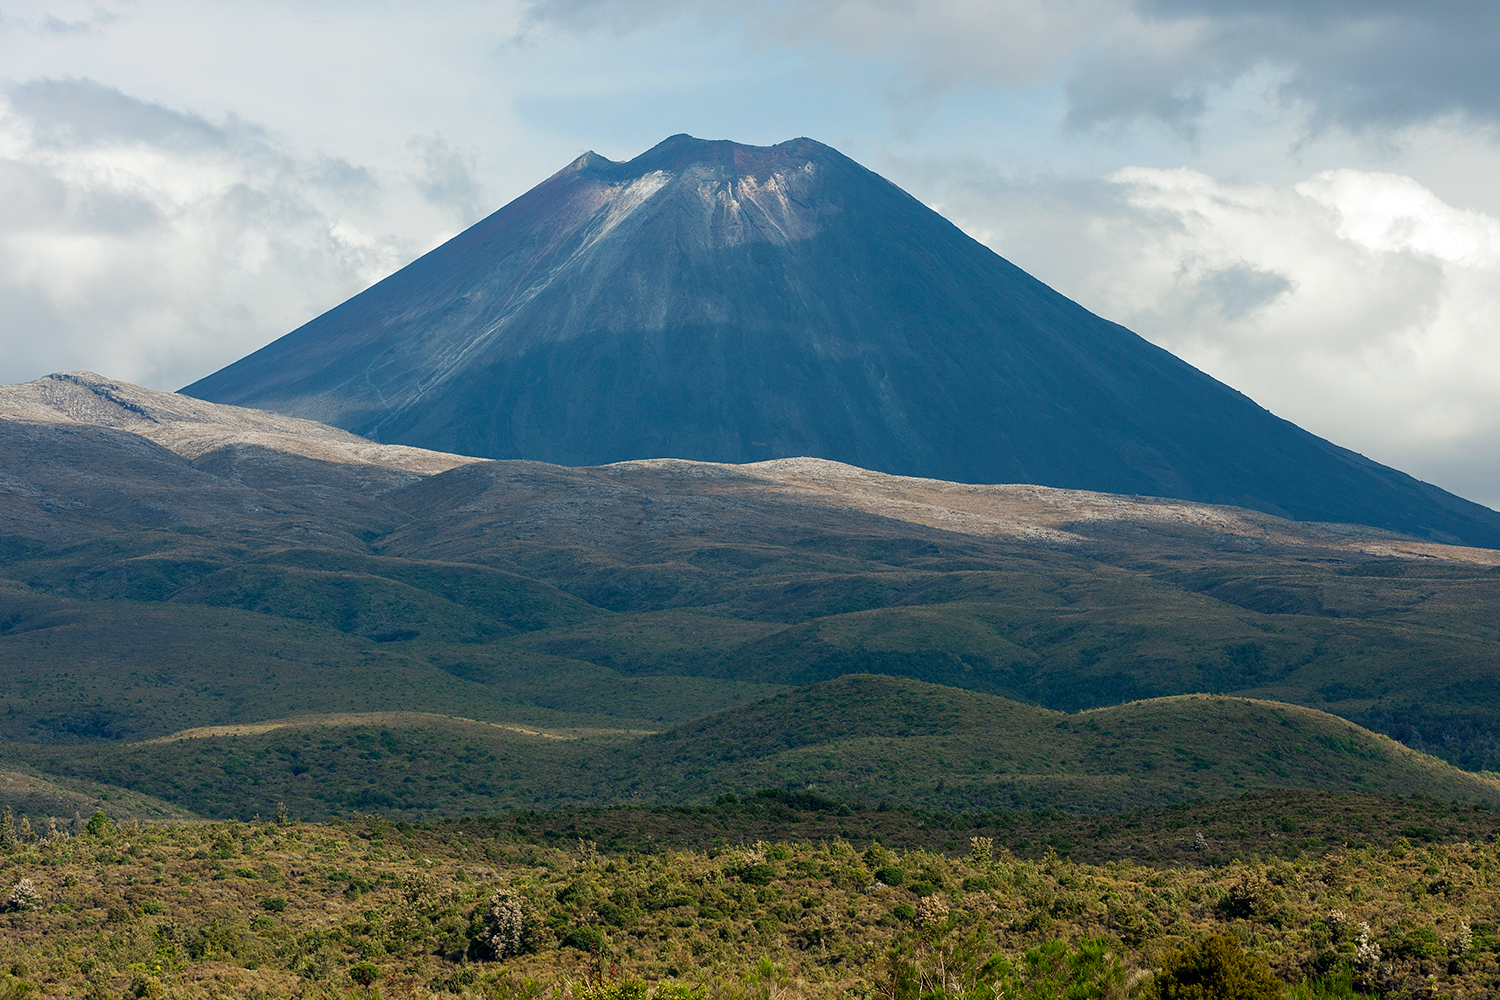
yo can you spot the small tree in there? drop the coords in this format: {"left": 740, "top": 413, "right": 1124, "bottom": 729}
{"left": 1152, "top": 935, "right": 1281, "bottom": 1000}
{"left": 84, "top": 810, "right": 112, "bottom": 838}
{"left": 0, "top": 806, "right": 15, "bottom": 852}
{"left": 350, "top": 960, "right": 379, "bottom": 994}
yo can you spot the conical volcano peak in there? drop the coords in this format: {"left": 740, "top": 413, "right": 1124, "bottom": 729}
{"left": 548, "top": 134, "right": 846, "bottom": 251}
{"left": 183, "top": 135, "right": 1500, "bottom": 548}
{"left": 583, "top": 134, "right": 839, "bottom": 178}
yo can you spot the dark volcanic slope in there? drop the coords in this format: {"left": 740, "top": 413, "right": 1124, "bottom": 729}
{"left": 183, "top": 135, "right": 1500, "bottom": 547}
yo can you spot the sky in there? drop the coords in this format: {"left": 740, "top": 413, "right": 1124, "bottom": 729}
{"left": 2, "top": 1, "right": 1499, "bottom": 507}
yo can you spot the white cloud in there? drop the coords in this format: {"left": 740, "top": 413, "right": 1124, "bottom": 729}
{"left": 740, "top": 0, "right": 1124, "bottom": 96}
{"left": 406, "top": 134, "right": 489, "bottom": 228}
{"left": 927, "top": 163, "right": 1500, "bottom": 506}
{"left": 0, "top": 79, "right": 469, "bottom": 390}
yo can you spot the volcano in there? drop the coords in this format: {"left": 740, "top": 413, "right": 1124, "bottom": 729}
{"left": 183, "top": 134, "right": 1500, "bottom": 547}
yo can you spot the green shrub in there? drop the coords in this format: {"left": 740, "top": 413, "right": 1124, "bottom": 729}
{"left": 129, "top": 972, "right": 164, "bottom": 998}
{"left": 874, "top": 865, "right": 906, "bottom": 886}
{"left": 651, "top": 984, "right": 706, "bottom": 1000}
{"left": 986, "top": 937, "right": 1126, "bottom": 1000}
{"left": 1152, "top": 935, "right": 1282, "bottom": 1000}
{"left": 1217, "top": 871, "right": 1287, "bottom": 926}
{"left": 84, "top": 811, "right": 112, "bottom": 838}
{"left": 349, "top": 960, "right": 379, "bottom": 990}
{"left": 1286, "top": 966, "right": 1361, "bottom": 1000}
{"left": 1389, "top": 926, "right": 1445, "bottom": 962}
{"left": 259, "top": 897, "right": 287, "bottom": 913}
{"left": 556, "top": 879, "right": 591, "bottom": 905}
{"left": 561, "top": 924, "right": 607, "bottom": 952}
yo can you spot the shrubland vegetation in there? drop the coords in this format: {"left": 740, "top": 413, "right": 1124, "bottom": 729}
{"left": 1, "top": 793, "right": 1497, "bottom": 999}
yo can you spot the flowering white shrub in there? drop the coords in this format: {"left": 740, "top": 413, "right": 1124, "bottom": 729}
{"left": 916, "top": 895, "right": 950, "bottom": 927}
{"left": 4, "top": 877, "right": 39, "bottom": 912}
{"left": 479, "top": 888, "right": 528, "bottom": 959}
{"left": 1454, "top": 921, "right": 1473, "bottom": 957}
{"left": 1354, "top": 922, "right": 1382, "bottom": 971}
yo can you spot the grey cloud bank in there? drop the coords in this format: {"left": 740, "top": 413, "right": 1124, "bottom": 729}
{"left": 527, "top": 0, "right": 1500, "bottom": 135}
{"left": 1075, "top": 0, "right": 1500, "bottom": 133}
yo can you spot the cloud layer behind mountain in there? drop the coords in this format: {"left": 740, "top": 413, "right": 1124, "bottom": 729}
{"left": 0, "top": 78, "right": 489, "bottom": 390}
{"left": 921, "top": 163, "right": 1500, "bottom": 507}
{"left": 527, "top": 0, "right": 1500, "bottom": 134}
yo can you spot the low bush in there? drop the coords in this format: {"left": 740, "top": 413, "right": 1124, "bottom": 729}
{"left": 1152, "top": 935, "right": 1282, "bottom": 1000}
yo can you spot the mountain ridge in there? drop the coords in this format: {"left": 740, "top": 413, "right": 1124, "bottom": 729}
{"left": 18, "top": 371, "right": 1495, "bottom": 564}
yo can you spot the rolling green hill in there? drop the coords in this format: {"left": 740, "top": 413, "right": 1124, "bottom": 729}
{"left": 578, "top": 676, "right": 1500, "bottom": 813}
{"left": 9, "top": 677, "right": 1494, "bottom": 821}
{"left": 0, "top": 764, "right": 196, "bottom": 822}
